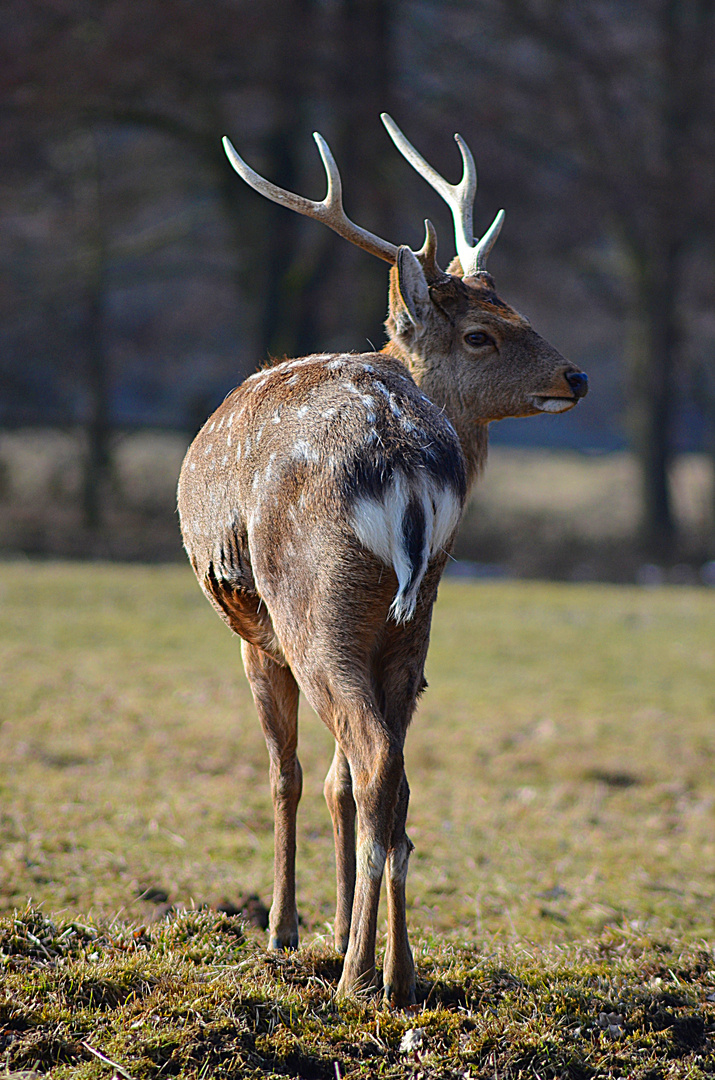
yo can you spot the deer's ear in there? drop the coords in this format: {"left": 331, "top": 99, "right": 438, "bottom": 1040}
{"left": 389, "top": 246, "right": 431, "bottom": 333}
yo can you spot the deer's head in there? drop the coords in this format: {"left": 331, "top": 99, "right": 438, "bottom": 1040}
{"left": 222, "top": 114, "right": 588, "bottom": 439}
{"left": 378, "top": 115, "right": 587, "bottom": 426}
{"left": 386, "top": 254, "right": 587, "bottom": 424}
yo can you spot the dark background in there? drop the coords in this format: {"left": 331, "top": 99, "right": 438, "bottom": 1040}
{"left": 1, "top": 0, "right": 714, "bottom": 563}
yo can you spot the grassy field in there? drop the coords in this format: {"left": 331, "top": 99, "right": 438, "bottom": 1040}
{"left": 1, "top": 561, "right": 715, "bottom": 1077}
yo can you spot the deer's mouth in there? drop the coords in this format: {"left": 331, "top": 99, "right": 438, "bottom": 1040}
{"left": 529, "top": 395, "right": 577, "bottom": 414}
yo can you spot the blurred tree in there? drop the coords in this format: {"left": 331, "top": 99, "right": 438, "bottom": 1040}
{"left": 73, "top": 130, "right": 112, "bottom": 529}
{"left": 3, "top": 0, "right": 714, "bottom": 558}
{"left": 1, "top": 0, "right": 398, "bottom": 395}
{"left": 423, "top": 0, "right": 715, "bottom": 557}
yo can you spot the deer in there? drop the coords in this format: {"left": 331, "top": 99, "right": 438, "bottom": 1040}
{"left": 177, "top": 113, "right": 588, "bottom": 1007}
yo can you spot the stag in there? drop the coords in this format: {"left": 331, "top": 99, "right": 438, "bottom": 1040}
{"left": 178, "top": 115, "right": 588, "bottom": 1006}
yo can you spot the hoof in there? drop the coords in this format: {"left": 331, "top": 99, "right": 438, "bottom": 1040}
{"left": 268, "top": 931, "right": 299, "bottom": 951}
{"left": 383, "top": 980, "right": 417, "bottom": 1009}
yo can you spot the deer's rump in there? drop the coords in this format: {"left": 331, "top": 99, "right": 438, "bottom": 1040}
{"left": 177, "top": 351, "right": 467, "bottom": 636}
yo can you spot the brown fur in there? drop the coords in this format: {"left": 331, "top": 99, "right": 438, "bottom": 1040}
{"left": 178, "top": 192, "right": 587, "bottom": 1009}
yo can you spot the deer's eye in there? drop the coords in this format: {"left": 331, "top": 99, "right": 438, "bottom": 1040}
{"left": 465, "top": 331, "right": 494, "bottom": 348}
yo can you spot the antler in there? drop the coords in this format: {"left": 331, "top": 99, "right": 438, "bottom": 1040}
{"left": 380, "top": 113, "right": 504, "bottom": 277}
{"left": 223, "top": 132, "right": 408, "bottom": 265}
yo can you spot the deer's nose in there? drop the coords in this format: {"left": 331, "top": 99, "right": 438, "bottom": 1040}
{"left": 565, "top": 371, "right": 589, "bottom": 399}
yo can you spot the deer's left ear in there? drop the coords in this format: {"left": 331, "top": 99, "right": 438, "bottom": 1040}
{"left": 389, "top": 246, "right": 431, "bottom": 333}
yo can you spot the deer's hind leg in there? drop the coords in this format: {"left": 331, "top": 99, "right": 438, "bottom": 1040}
{"left": 324, "top": 743, "right": 356, "bottom": 955}
{"left": 241, "top": 639, "right": 302, "bottom": 950}
{"left": 383, "top": 771, "right": 415, "bottom": 1005}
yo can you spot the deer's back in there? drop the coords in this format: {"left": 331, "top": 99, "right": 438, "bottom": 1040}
{"left": 178, "top": 352, "right": 467, "bottom": 629}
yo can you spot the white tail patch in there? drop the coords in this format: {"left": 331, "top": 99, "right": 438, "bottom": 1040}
{"left": 349, "top": 474, "right": 461, "bottom": 623}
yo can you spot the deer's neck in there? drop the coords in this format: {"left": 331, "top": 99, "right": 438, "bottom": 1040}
{"left": 382, "top": 341, "right": 489, "bottom": 489}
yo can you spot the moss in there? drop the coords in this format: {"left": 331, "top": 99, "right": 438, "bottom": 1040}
{"left": 2, "top": 907, "right": 715, "bottom": 1079}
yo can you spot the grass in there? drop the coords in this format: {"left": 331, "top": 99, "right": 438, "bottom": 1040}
{"left": 1, "top": 561, "right": 715, "bottom": 1076}
{"left": 3, "top": 906, "right": 715, "bottom": 1078}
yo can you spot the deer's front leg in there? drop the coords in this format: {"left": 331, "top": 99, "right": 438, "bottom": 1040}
{"left": 241, "top": 640, "right": 301, "bottom": 950}
{"left": 324, "top": 743, "right": 356, "bottom": 954}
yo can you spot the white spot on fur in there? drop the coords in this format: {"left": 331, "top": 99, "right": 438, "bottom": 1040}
{"left": 246, "top": 373, "right": 268, "bottom": 391}
{"left": 228, "top": 412, "right": 235, "bottom": 427}
{"left": 297, "top": 404, "right": 309, "bottom": 418}
{"left": 361, "top": 394, "right": 376, "bottom": 409}
{"left": 363, "top": 363, "right": 374, "bottom": 374}
{"left": 235, "top": 442, "right": 242, "bottom": 461}
{"left": 221, "top": 454, "right": 228, "bottom": 465}
{"left": 203, "top": 443, "right": 213, "bottom": 455}
{"left": 287, "top": 373, "right": 300, "bottom": 386}
{"left": 322, "top": 407, "right": 337, "bottom": 420}
{"left": 350, "top": 473, "right": 461, "bottom": 623}
{"left": 189, "top": 462, "right": 196, "bottom": 472}
{"left": 357, "top": 839, "right": 387, "bottom": 881}
{"left": 217, "top": 417, "right": 224, "bottom": 430}
{"left": 272, "top": 411, "right": 281, "bottom": 423}
{"left": 389, "top": 394, "right": 402, "bottom": 418}
{"left": 327, "top": 358, "right": 343, "bottom": 371}
{"left": 374, "top": 381, "right": 390, "bottom": 399}
{"left": 265, "top": 452, "right": 277, "bottom": 483}
{"left": 208, "top": 422, "right": 215, "bottom": 433}
{"left": 286, "top": 355, "right": 327, "bottom": 371}
{"left": 292, "top": 440, "right": 319, "bottom": 464}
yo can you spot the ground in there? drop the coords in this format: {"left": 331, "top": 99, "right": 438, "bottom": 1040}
{"left": 1, "top": 562, "right": 714, "bottom": 1076}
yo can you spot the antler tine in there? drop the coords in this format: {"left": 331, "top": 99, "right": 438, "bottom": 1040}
{"left": 222, "top": 133, "right": 399, "bottom": 265}
{"left": 381, "top": 113, "right": 504, "bottom": 276}
{"left": 474, "top": 207, "right": 505, "bottom": 271}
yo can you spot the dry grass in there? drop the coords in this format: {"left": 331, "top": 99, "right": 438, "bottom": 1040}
{"left": 455, "top": 448, "right": 714, "bottom": 577}
{"left": 468, "top": 449, "right": 713, "bottom": 542}
{"left": 2, "top": 561, "right": 715, "bottom": 1076}
{"left": 3, "top": 906, "right": 715, "bottom": 1079}
{"left": 1, "top": 561, "right": 714, "bottom": 942}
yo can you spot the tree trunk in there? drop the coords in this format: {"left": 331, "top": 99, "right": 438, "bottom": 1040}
{"left": 327, "top": 0, "right": 395, "bottom": 351}
{"left": 83, "top": 269, "right": 111, "bottom": 531}
{"left": 630, "top": 243, "right": 681, "bottom": 558}
{"left": 258, "top": 0, "right": 318, "bottom": 363}
{"left": 74, "top": 129, "right": 112, "bottom": 532}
